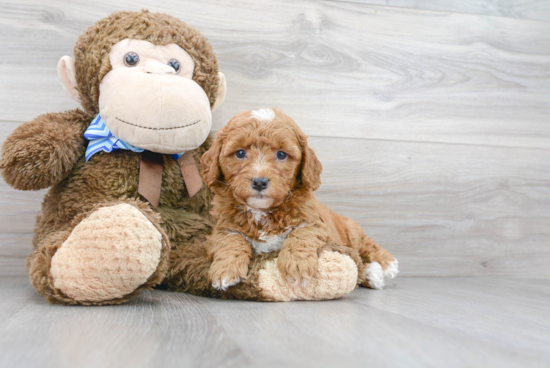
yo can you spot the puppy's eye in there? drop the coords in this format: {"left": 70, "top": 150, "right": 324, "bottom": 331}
{"left": 167, "top": 58, "right": 180, "bottom": 74}
{"left": 276, "top": 151, "right": 288, "bottom": 160}
{"left": 235, "top": 149, "right": 246, "bottom": 159}
{"left": 124, "top": 52, "right": 140, "bottom": 67}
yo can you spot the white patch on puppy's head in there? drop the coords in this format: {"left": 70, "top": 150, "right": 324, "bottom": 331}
{"left": 250, "top": 108, "right": 275, "bottom": 123}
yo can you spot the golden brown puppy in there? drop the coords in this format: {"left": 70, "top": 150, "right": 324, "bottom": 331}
{"left": 201, "top": 108, "right": 398, "bottom": 291}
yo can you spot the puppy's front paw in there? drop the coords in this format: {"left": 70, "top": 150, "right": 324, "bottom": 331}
{"left": 209, "top": 258, "right": 250, "bottom": 291}
{"left": 211, "top": 274, "right": 242, "bottom": 291}
{"left": 277, "top": 250, "right": 319, "bottom": 287}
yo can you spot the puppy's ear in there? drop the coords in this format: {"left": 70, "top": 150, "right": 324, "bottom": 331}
{"left": 298, "top": 133, "right": 322, "bottom": 191}
{"left": 200, "top": 130, "right": 225, "bottom": 187}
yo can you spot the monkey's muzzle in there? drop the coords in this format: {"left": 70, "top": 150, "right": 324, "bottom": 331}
{"left": 98, "top": 67, "right": 212, "bottom": 154}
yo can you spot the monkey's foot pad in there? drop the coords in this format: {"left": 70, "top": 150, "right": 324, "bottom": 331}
{"left": 258, "top": 250, "right": 358, "bottom": 301}
{"left": 50, "top": 204, "right": 163, "bottom": 302}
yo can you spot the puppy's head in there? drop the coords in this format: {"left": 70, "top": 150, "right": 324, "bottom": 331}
{"left": 201, "top": 108, "right": 322, "bottom": 210}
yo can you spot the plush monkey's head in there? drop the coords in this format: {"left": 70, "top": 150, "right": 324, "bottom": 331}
{"left": 58, "top": 10, "right": 226, "bottom": 154}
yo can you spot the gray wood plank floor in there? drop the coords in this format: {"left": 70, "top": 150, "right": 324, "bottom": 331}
{"left": 1, "top": 276, "right": 549, "bottom": 368}
{"left": 1, "top": 3, "right": 548, "bottom": 367}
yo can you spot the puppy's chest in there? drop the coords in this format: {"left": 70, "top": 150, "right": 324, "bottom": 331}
{"left": 246, "top": 228, "right": 294, "bottom": 254}
{"left": 229, "top": 208, "right": 307, "bottom": 254}
{"left": 239, "top": 216, "right": 306, "bottom": 254}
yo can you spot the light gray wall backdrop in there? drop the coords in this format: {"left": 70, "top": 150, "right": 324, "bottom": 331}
{"left": 1, "top": 0, "right": 549, "bottom": 278}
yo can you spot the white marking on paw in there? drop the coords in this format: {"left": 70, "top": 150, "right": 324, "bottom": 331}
{"left": 384, "top": 259, "right": 399, "bottom": 280}
{"left": 212, "top": 277, "right": 241, "bottom": 291}
{"left": 365, "top": 261, "right": 385, "bottom": 289}
{"left": 250, "top": 108, "right": 275, "bottom": 123}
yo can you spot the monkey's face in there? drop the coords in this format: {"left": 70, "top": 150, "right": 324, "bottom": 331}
{"left": 91, "top": 39, "right": 211, "bottom": 154}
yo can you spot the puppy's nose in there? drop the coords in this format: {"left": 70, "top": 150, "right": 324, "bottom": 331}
{"left": 251, "top": 177, "right": 269, "bottom": 192}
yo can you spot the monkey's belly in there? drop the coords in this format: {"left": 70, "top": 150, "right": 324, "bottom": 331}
{"left": 42, "top": 151, "right": 199, "bottom": 226}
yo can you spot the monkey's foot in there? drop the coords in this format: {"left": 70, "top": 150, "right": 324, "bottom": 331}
{"left": 50, "top": 203, "right": 164, "bottom": 303}
{"left": 258, "top": 250, "right": 358, "bottom": 301}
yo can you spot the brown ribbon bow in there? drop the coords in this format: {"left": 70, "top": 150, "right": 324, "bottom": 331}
{"left": 138, "top": 151, "right": 203, "bottom": 209}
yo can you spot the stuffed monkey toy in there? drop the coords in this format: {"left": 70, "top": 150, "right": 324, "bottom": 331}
{"left": 0, "top": 10, "right": 362, "bottom": 305}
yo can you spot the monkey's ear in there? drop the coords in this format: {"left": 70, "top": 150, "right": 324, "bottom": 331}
{"left": 211, "top": 72, "right": 227, "bottom": 112}
{"left": 57, "top": 56, "right": 81, "bottom": 103}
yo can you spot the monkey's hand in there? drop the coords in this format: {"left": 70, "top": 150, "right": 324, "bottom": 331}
{"left": 0, "top": 109, "right": 89, "bottom": 190}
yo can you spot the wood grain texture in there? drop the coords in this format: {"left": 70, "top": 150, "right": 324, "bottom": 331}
{"left": 0, "top": 0, "right": 549, "bottom": 278}
{"left": 1, "top": 121, "right": 549, "bottom": 277}
{"left": 328, "top": 0, "right": 550, "bottom": 22}
{"left": 313, "top": 137, "right": 550, "bottom": 278}
{"left": 0, "top": 0, "right": 549, "bottom": 148}
{"left": 1, "top": 276, "right": 549, "bottom": 368}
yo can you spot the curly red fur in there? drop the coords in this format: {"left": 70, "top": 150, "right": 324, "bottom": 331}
{"left": 201, "top": 108, "right": 397, "bottom": 288}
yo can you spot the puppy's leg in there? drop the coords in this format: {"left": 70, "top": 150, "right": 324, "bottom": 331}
{"left": 207, "top": 232, "right": 253, "bottom": 291}
{"left": 277, "top": 225, "right": 328, "bottom": 286}
{"left": 338, "top": 216, "right": 398, "bottom": 289}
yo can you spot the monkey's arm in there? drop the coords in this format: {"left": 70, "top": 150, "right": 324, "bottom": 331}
{"left": 0, "top": 109, "right": 89, "bottom": 190}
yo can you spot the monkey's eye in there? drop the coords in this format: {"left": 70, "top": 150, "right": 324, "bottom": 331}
{"left": 167, "top": 58, "right": 180, "bottom": 74}
{"left": 235, "top": 150, "right": 246, "bottom": 159}
{"left": 276, "top": 151, "right": 288, "bottom": 160}
{"left": 123, "top": 52, "right": 140, "bottom": 67}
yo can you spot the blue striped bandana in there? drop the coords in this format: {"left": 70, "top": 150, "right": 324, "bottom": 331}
{"left": 83, "top": 114, "right": 185, "bottom": 161}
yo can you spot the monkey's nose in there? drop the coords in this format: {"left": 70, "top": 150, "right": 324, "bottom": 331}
{"left": 144, "top": 61, "right": 176, "bottom": 75}
{"left": 251, "top": 177, "right": 269, "bottom": 192}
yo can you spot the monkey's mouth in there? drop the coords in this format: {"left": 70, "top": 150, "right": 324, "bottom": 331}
{"left": 116, "top": 117, "right": 201, "bottom": 131}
